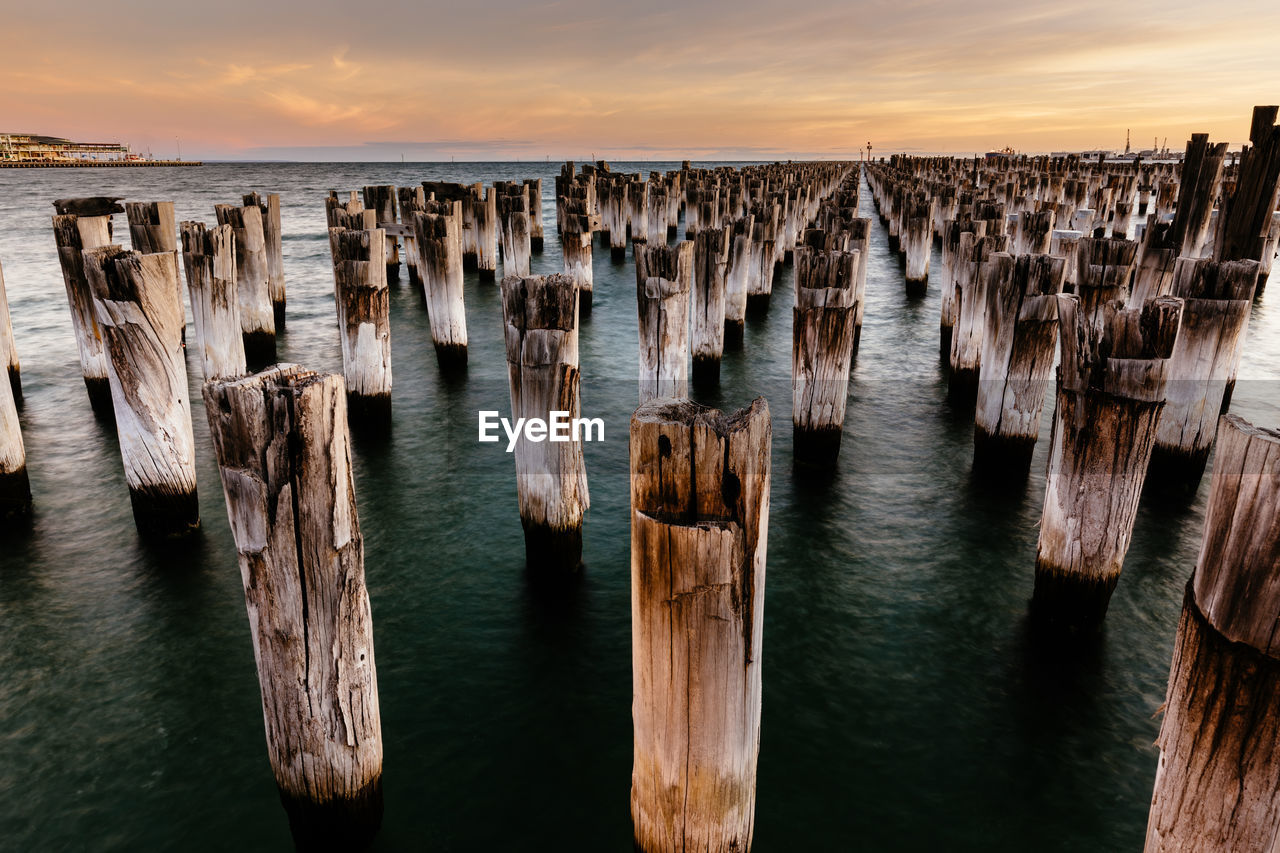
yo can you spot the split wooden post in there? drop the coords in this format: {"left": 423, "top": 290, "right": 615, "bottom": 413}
{"left": 724, "top": 216, "right": 754, "bottom": 349}
{"left": 1074, "top": 237, "right": 1138, "bottom": 329}
{"left": 973, "top": 253, "right": 1065, "bottom": 474}
{"left": 412, "top": 207, "right": 469, "bottom": 368}
{"left": 792, "top": 247, "right": 859, "bottom": 464}
{"left": 1144, "top": 415, "right": 1280, "bottom": 853}
{"left": 948, "top": 233, "right": 1007, "bottom": 405}
{"left": 636, "top": 242, "right": 693, "bottom": 403}
{"left": 83, "top": 245, "right": 200, "bottom": 538}
{"left": 328, "top": 228, "right": 392, "bottom": 421}
{"left": 1169, "top": 134, "right": 1228, "bottom": 259}
{"left": 0, "top": 256, "right": 20, "bottom": 399}
{"left": 203, "top": 365, "right": 383, "bottom": 852}
{"left": 362, "top": 185, "right": 401, "bottom": 282}
{"left": 125, "top": 201, "right": 183, "bottom": 339}
{"left": 214, "top": 203, "right": 276, "bottom": 365}
{"left": 561, "top": 213, "right": 594, "bottom": 313}
{"left": 179, "top": 222, "right": 246, "bottom": 381}
{"left": 630, "top": 396, "right": 770, "bottom": 853}
{"left": 499, "top": 273, "right": 589, "bottom": 572}
{"left": 1032, "top": 294, "right": 1183, "bottom": 630}
{"left": 691, "top": 226, "right": 730, "bottom": 384}
{"left": 245, "top": 192, "right": 286, "bottom": 328}
{"left": 52, "top": 203, "right": 118, "bottom": 412}
{"left": 0, "top": 351, "right": 29, "bottom": 523}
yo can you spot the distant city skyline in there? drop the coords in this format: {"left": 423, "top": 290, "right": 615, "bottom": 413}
{"left": 4, "top": 0, "right": 1277, "bottom": 161}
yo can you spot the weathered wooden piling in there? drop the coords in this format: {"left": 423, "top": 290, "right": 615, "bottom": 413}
{"left": 362, "top": 186, "right": 401, "bottom": 282}
{"left": 1074, "top": 237, "right": 1138, "bottom": 329}
{"left": 1015, "top": 210, "right": 1055, "bottom": 255}
{"left": 83, "top": 245, "right": 200, "bottom": 538}
{"left": 524, "top": 178, "right": 544, "bottom": 252}
{"left": 1169, "top": 134, "right": 1227, "bottom": 259}
{"left": 1148, "top": 258, "right": 1259, "bottom": 487}
{"left": 1049, "top": 229, "right": 1083, "bottom": 293}
{"left": 328, "top": 228, "right": 392, "bottom": 422}
{"left": 561, "top": 212, "right": 594, "bottom": 312}
{"left": 630, "top": 396, "right": 770, "bottom": 853}
{"left": 628, "top": 178, "right": 649, "bottom": 255}
{"left": 746, "top": 206, "right": 779, "bottom": 311}
{"left": 179, "top": 222, "right": 246, "bottom": 381}
{"left": 203, "top": 365, "right": 383, "bottom": 851}
{"left": 52, "top": 204, "right": 117, "bottom": 411}
{"left": 499, "top": 273, "right": 589, "bottom": 572}
{"left": 691, "top": 226, "right": 730, "bottom": 384}
{"left": 724, "top": 216, "right": 754, "bottom": 349}
{"left": 499, "top": 202, "right": 532, "bottom": 279}
{"left": 0, "top": 354, "right": 29, "bottom": 522}
{"left": 214, "top": 203, "right": 276, "bottom": 365}
{"left": 124, "top": 202, "right": 183, "bottom": 336}
{"left": 792, "top": 247, "right": 859, "bottom": 464}
{"left": 245, "top": 192, "right": 286, "bottom": 328}
{"left": 973, "top": 253, "right": 1065, "bottom": 474}
{"left": 472, "top": 185, "right": 498, "bottom": 281}
{"left": 848, "top": 218, "right": 871, "bottom": 357}
{"left": 636, "top": 242, "right": 693, "bottom": 402}
{"left": 948, "top": 232, "right": 1008, "bottom": 405}
{"left": 0, "top": 257, "right": 20, "bottom": 400}
{"left": 1032, "top": 294, "right": 1183, "bottom": 630}
{"left": 412, "top": 206, "right": 468, "bottom": 368}
{"left": 1144, "top": 415, "right": 1280, "bottom": 853}
{"left": 398, "top": 186, "right": 426, "bottom": 288}
{"left": 902, "top": 196, "right": 935, "bottom": 295}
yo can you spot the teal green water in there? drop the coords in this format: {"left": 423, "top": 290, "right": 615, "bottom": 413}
{"left": 0, "top": 163, "right": 1277, "bottom": 850}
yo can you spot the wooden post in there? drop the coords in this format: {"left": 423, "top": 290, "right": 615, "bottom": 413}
{"left": 848, "top": 218, "right": 871, "bottom": 357}
{"left": 1074, "top": 237, "right": 1138, "bottom": 330}
{"left": 473, "top": 186, "right": 498, "bottom": 282}
{"left": 52, "top": 207, "right": 117, "bottom": 412}
{"left": 499, "top": 273, "right": 589, "bottom": 572}
{"left": 214, "top": 203, "right": 276, "bottom": 365}
{"left": 125, "top": 201, "right": 183, "bottom": 340}
{"left": 691, "top": 226, "right": 730, "bottom": 384}
{"left": 203, "top": 365, "right": 383, "bottom": 851}
{"left": 1049, "top": 229, "right": 1083, "bottom": 293}
{"left": 398, "top": 186, "right": 426, "bottom": 289}
{"left": 1015, "top": 209, "right": 1055, "bottom": 254}
{"left": 1213, "top": 105, "right": 1280, "bottom": 266}
{"left": 1169, "top": 134, "right": 1228, "bottom": 259}
{"left": 792, "top": 247, "right": 859, "bottom": 464}
{"left": 747, "top": 205, "right": 779, "bottom": 312}
{"left": 524, "top": 178, "right": 544, "bottom": 252}
{"left": 1032, "top": 294, "right": 1183, "bottom": 630}
{"left": 499, "top": 199, "right": 532, "bottom": 279}
{"left": 1149, "top": 258, "right": 1259, "bottom": 486}
{"left": 329, "top": 228, "right": 392, "bottom": 422}
{"left": 0, "top": 256, "right": 20, "bottom": 400}
{"left": 724, "top": 215, "right": 754, "bottom": 349}
{"left": 179, "top": 222, "right": 246, "bottom": 381}
{"left": 948, "top": 233, "right": 1008, "bottom": 406}
{"left": 1145, "top": 415, "right": 1280, "bottom": 853}
{"left": 974, "top": 253, "right": 1065, "bottom": 474}
{"left": 939, "top": 219, "right": 984, "bottom": 357}
{"left": 636, "top": 242, "right": 693, "bottom": 403}
{"left": 646, "top": 183, "right": 668, "bottom": 246}
{"left": 362, "top": 185, "right": 400, "bottom": 282}
{"left": 902, "top": 196, "right": 935, "bottom": 295}
{"left": 630, "top": 396, "right": 770, "bottom": 853}
{"left": 0, "top": 349, "right": 29, "bottom": 523}
{"left": 412, "top": 207, "right": 468, "bottom": 368}
{"left": 628, "top": 178, "right": 649, "bottom": 255}
{"left": 83, "top": 245, "right": 200, "bottom": 538}
{"left": 562, "top": 212, "right": 594, "bottom": 313}
{"left": 245, "top": 192, "right": 286, "bottom": 328}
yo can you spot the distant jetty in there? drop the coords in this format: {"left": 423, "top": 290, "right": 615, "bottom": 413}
{"left": 0, "top": 134, "right": 200, "bottom": 168}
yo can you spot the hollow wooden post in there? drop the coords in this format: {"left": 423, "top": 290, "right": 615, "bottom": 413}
{"left": 1149, "top": 258, "right": 1259, "bottom": 486}
{"left": 214, "top": 203, "right": 276, "bottom": 365}
{"left": 52, "top": 207, "right": 116, "bottom": 412}
{"left": 724, "top": 216, "right": 754, "bottom": 349}
{"left": 974, "top": 253, "right": 1065, "bottom": 474}
{"left": 1032, "top": 294, "right": 1183, "bottom": 630}
{"left": 524, "top": 178, "right": 544, "bottom": 252}
{"left": 630, "top": 396, "right": 770, "bottom": 853}
{"left": 362, "top": 185, "right": 400, "bottom": 282}
{"left": 412, "top": 206, "right": 468, "bottom": 369}
{"left": 0, "top": 352, "right": 29, "bottom": 523}
{"left": 607, "top": 179, "right": 631, "bottom": 261}
{"left": 636, "top": 242, "right": 693, "bottom": 403}
{"left": 792, "top": 247, "right": 859, "bottom": 464}
{"left": 0, "top": 256, "right": 20, "bottom": 400}
{"left": 691, "top": 226, "right": 730, "bottom": 384}
{"left": 328, "top": 228, "right": 392, "bottom": 422}
{"left": 499, "top": 273, "right": 589, "bottom": 572}
{"left": 245, "top": 192, "right": 286, "bottom": 328}
{"left": 203, "top": 365, "right": 383, "bottom": 852}
{"left": 1145, "top": 415, "right": 1280, "bottom": 853}
{"left": 83, "top": 245, "right": 200, "bottom": 538}
{"left": 562, "top": 212, "right": 594, "bottom": 313}
{"left": 180, "top": 221, "right": 246, "bottom": 381}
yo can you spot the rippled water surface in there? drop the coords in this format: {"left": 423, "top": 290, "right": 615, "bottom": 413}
{"left": 0, "top": 162, "right": 1276, "bottom": 851}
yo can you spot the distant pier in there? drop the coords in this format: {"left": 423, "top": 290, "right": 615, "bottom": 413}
{"left": 0, "top": 159, "right": 201, "bottom": 168}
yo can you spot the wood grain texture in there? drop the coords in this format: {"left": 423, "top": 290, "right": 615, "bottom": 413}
{"left": 691, "top": 226, "right": 730, "bottom": 381}
{"left": 214, "top": 203, "right": 275, "bottom": 363}
{"left": 792, "top": 247, "right": 858, "bottom": 463}
{"left": 52, "top": 213, "right": 113, "bottom": 406}
{"left": 636, "top": 242, "right": 693, "bottom": 403}
{"left": 413, "top": 206, "right": 468, "bottom": 367}
{"left": 180, "top": 221, "right": 246, "bottom": 381}
{"left": 328, "top": 228, "right": 392, "bottom": 418}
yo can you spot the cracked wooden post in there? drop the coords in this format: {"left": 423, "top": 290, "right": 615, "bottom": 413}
{"left": 412, "top": 205, "right": 468, "bottom": 369}
{"left": 498, "top": 193, "right": 532, "bottom": 279}
{"left": 747, "top": 205, "right": 779, "bottom": 312}
{"left": 473, "top": 185, "right": 498, "bottom": 282}
{"left": 362, "top": 185, "right": 400, "bottom": 282}
{"left": 329, "top": 228, "right": 391, "bottom": 423}
{"left": 1148, "top": 258, "right": 1259, "bottom": 488}
{"left": 398, "top": 186, "right": 426, "bottom": 289}
{"left": 1015, "top": 209, "right": 1055, "bottom": 254}
{"left": 214, "top": 203, "right": 276, "bottom": 366}
{"left": 562, "top": 212, "right": 594, "bottom": 313}
{"left": 792, "top": 247, "right": 859, "bottom": 465}
{"left": 0, "top": 256, "right": 19, "bottom": 400}
{"left": 499, "top": 273, "right": 589, "bottom": 573}
{"left": 52, "top": 199, "right": 120, "bottom": 413}
{"left": 245, "top": 192, "right": 286, "bottom": 328}
{"left": 180, "top": 222, "right": 246, "bottom": 382}
{"left": 948, "top": 232, "right": 1007, "bottom": 406}
{"left": 974, "top": 253, "right": 1065, "bottom": 474}
{"left": 1144, "top": 415, "right": 1280, "bottom": 853}
{"left": 1031, "top": 294, "right": 1183, "bottom": 631}
{"left": 636, "top": 242, "right": 693, "bottom": 403}
{"left": 939, "top": 219, "right": 983, "bottom": 357}
{"left": 902, "top": 195, "right": 935, "bottom": 296}
{"left": 524, "top": 178, "right": 544, "bottom": 252}
{"left": 1074, "top": 237, "right": 1138, "bottom": 330}
{"left": 83, "top": 245, "right": 200, "bottom": 538}
{"left": 630, "top": 396, "right": 770, "bottom": 853}
{"left": 646, "top": 182, "right": 669, "bottom": 246}
{"left": 724, "top": 215, "right": 754, "bottom": 349}
{"left": 605, "top": 179, "right": 630, "bottom": 262}
{"left": 1169, "top": 133, "right": 1228, "bottom": 259}
{"left": 691, "top": 226, "right": 729, "bottom": 385}
{"left": 1049, "top": 229, "right": 1083, "bottom": 293}
{"left": 125, "top": 201, "right": 183, "bottom": 340}
{"left": 628, "top": 177, "right": 649, "bottom": 256}
{"left": 0, "top": 350, "right": 29, "bottom": 524}
{"left": 848, "top": 218, "right": 871, "bottom": 357}
{"left": 203, "top": 365, "right": 383, "bottom": 852}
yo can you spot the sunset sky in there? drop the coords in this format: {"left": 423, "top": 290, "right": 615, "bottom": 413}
{"left": 4, "top": 0, "right": 1278, "bottom": 161}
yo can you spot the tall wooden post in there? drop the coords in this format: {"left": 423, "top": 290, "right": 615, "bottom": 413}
{"left": 1032, "top": 294, "right": 1183, "bottom": 630}
{"left": 1145, "top": 414, "right": 1280, "bottom": 852}
{"left": 204, "top": 365, "right": 383, "bottom": 852}
{"left": 724, "top": 215, "right": 754, "bottom": 349}
{"left": 473, "top": 185, "right": 498, "bottom": 282}
{"left": 214, "top": 203, "right": 276, "bottom": 365}
{"left": 329, "top": 228, "right": 392, "bottom": 422}
{"left": 630, "top": 396, "right": 770, "bottom": 853}
{"left": 691, "top": 226, "right": 730, "bottom": 384}
{"left": 83, "top": 245, "right": 200, "bottom": 538}
{"left": 245, "top": 192, "right": 286, "bottom": 328}
{"left": 1169, "top": 134, "right": 1228, "bottom": 259}
{"left": 948, "top": 233, "right": 1008, "bottom": 406}
{"left": 902, "top": 196, "right": 935, "bottom": 295}
{"left": 52, "top": 205, "right": 117, "bottom": 412}
{"left": 179, "top": 221, "right": 246, "bottom": 381}
{"left": 0, "top": 256, "right": 20, "bottom": 400}
{"left": 500, "top": 273, "right": 589, "bottom": 573}
{"left": 562, "top": 212, "right": 594, "bottom": 313}
{"left": 636, "top": 242, "right": 693, "bottom": 403}
{"left": 125, "top": 201, "right": 183, "bottom": 339}
{"left": 412, "top": 207, "right": 469, "bottom": 368}
{"left": 524, "top": 178, "right": 544, "bottom": 252}
{"left": 792, "top": 247, "right": 859, "bottom": 464}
